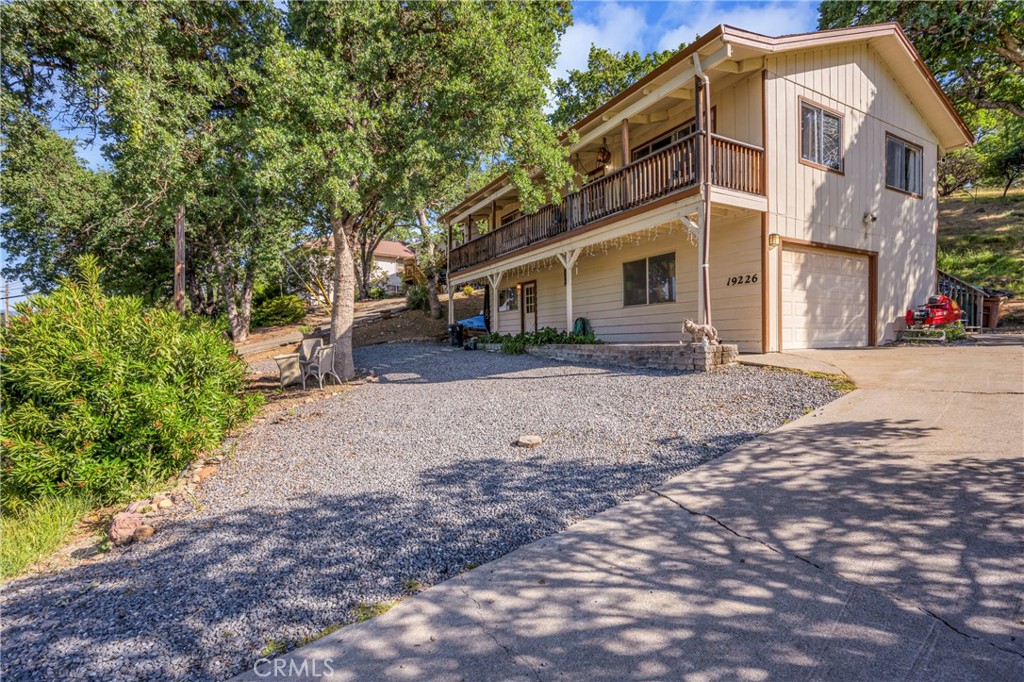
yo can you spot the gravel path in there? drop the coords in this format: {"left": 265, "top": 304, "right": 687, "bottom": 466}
{"left": 1, "top": 343, "right": 842, "bottom": 681}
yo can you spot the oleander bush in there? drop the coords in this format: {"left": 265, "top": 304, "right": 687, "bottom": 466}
{"left": 251, "top": 294, "right": 307, "bottom": 328}
{"left": 0, "top": 257, "right": 260, "bottom": 510}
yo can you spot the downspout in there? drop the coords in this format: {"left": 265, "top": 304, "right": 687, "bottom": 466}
{"left": 693, "top": 52, "right": 713, "bottom": 327}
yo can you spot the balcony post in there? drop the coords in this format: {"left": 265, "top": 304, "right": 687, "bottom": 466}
{"left": 620, "top": 118, "right": 630, "bottom": 165}
{"left": 445, "top": 220, "right": 454, "bottom": 325}
{"left": 557, "top": 249, "right": 581, "bottom": 332}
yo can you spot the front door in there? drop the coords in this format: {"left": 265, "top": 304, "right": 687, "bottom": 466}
{"left": 521, "top": 281, "right": 537, "bottom": 334}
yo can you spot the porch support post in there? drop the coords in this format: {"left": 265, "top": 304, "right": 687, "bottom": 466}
{"left": 557, "top": 249, "right": 582, "bottom": 332}
{"left": 487, "top": 270, "right": 504, "bottom": 333}
{"left": 695, "top": 202, "right": 707, "bottom": 326}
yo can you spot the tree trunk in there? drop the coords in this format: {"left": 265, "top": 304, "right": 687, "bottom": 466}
{"left": 329, "top": 210, "right": 358, "bottom": 381}
{"left": 358, "top": 242, "right": 372, "bottom": 300}
{"left": 417, "top": 209, "right": 443, "bottom": 319}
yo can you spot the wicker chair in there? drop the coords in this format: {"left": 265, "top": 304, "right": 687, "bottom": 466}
{"left": 302, "top": 343, "right": 342, "bottom": 389}
{"left": 299, "top": 338, "right": 323, "bottom": 368}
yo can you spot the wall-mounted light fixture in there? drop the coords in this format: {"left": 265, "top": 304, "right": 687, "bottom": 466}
{"left": 862, "top": 211, "right": 878, "bottom": 225}
{"left": 768, "top": 233, "right": 781, "bottom": 248}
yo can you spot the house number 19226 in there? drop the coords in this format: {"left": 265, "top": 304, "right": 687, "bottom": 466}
{"left": 726, "top": 273, "right": 759, "bottom": 286}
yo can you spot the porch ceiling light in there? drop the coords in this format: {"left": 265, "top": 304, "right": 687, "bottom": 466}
{"left": 768, "top": 233, "right": 781, "bottom": 248}
{"left": 596, "top": 137, "right": 612, "bottom": 165}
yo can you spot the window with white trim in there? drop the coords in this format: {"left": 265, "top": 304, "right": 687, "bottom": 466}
{"left": 885, "top": 134, "right": 923, "bottom": 196}
{"left": 800, "top": 101, "right": 843, "bottom": 171}
{"left": 623, "top": 252, "right": 676, "bottom": 306}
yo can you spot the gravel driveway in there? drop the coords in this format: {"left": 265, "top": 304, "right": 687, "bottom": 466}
{"left": 1, "top": 343, "right": 842, "bottom": 681}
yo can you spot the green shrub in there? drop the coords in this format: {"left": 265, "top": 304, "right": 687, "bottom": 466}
{"left": 0, "top": 257, "right": 260, "bottom": 508}
{"left": 481, "top": 327, "right": 601, "bottom": 354}
{"left": 369, "top": 287, "right": 386, "bottom": 300}
{"left": 251, "top": 294, "right": 307, "bottom": 328}
{"left": 406, "top": 284, "right": 430, "bottom": 313}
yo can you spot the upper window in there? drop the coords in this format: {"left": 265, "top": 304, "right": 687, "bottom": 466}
{"left": 623, "top": 252, "right": 676, "bottom": 306}
{"left": 632, "top": 111, "right": 714, "bottom": 162}
{"left": 885, "top": 134, "right": 923, "bottom": 196}
{"left": 800, "top": 101, "right": 843, "bottom": 172}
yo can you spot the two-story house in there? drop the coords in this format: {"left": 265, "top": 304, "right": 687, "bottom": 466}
{"left": 442, "top": 23, "right": 971, "bottom": 352}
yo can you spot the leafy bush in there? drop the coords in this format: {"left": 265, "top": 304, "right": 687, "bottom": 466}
{"left": 481, "top": 327, "right": 601, "bottom": 354}
{"left": 369, "top": 287, "right": 386, "bottom": 300}
{"left": 0, "top": 257, "right": 260, "bottom": 508}
{"left": 406, "top": 284, "right": 430, "bottom": 313}
{"left": 251, "top": 294, "right": 307, "bottom": 328}
{"left": 942, "top": 321, "right": 969, "bottom": 342}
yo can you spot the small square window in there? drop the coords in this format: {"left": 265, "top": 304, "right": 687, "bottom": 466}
{"left": 623, "top": 252, "right": 676, "bottom": 306}
{"left": 885, "top": 134, "right": 923, "bottom": 196}
{"left": 800, "top": 101, "right": 843, "bottom": 171}
{"left": 498, "top": 287, "right": 518, "bottom": 312}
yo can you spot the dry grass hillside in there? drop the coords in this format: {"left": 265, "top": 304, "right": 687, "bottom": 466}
{"left": 938, "top": 187, "right": 1024, "bottom": 324}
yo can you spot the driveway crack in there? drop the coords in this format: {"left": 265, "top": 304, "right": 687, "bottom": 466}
{"left": 652, "top": 489, "right": 1024, "bottom": 662}
{"left": 456, "top": 573, "right": 544, "bottom": 682}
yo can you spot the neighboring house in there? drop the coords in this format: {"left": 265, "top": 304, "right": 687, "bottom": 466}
{"left": 371, "top": 240, "right": 417, "bottom": 292}
{"left": 442, "top": 24, "right": 971, "bottom": 351}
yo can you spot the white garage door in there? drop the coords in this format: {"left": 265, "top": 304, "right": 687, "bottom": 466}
{"left": 781, "top": 245, "right": 870, "bottom": 349}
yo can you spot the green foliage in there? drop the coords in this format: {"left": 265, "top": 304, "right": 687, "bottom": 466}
{"left": 937, "top": 246, "right": 1024, "bottom": 296}
{"left": 1, "top": 494, "right": 94, "bottom": 578}
{"left": 817, "top": 1, "right": 1023, "bottom": 122}
{"left": 550, "top": 45, "right": 677, "bottom": 130}
{"left": 481, "top": 327, "right": 602, "bottom": 354}
{"left": 942, "top": 321, "right": 969, "bottom": 342}
{"left": 406, "top": 284, "right": 431, "bottom": 313}
{"left": 938, "top": 148, "right": 984, "bottom": 197}
{"left": 0, "top": 257, "right": 259, "bottom": 507}
{"left": 251, "top": 294, "right": 307, "bottom": 328}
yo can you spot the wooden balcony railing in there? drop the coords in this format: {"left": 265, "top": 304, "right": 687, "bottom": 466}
{"left": 450, "top": 132, "right": 763, "bottom": 273}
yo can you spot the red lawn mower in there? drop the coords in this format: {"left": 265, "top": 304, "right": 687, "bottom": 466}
{"left": 905, "top": 295, "right": 963, "bottom": 327}
{"left": 902, "top": 295, "right": 964, "bottom": 342}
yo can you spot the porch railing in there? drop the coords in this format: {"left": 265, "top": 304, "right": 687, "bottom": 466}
{"left": 450, "top": 132, "right": 763, "bottom": 273}
{"left": 936, "top": 268, "right": 986, "bottom": 328}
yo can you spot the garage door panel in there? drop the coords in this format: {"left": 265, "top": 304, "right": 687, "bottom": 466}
{"left": 782, "top": 245, "right": 869, "bottom": 350}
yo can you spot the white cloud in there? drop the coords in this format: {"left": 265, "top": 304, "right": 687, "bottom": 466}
{"left": 553, "top": 2, "right": 650, "bottom": 82}
{"left": 656, "top": 2, "right": 820, "bottom": 53}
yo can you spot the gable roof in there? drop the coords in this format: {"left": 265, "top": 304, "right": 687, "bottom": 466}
{"left": 301, "top": 237, "right": 416, "bottom": 261}
{"left": 373, "top": 240, "right": 416, "bottom": 260}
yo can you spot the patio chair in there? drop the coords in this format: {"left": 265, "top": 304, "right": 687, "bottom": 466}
{"left": 274, "top": 353, "right": 302, "bottom": 388}
{"left": 299, "top": 337, "right": 323, "bottom": 369}
{"left": 302, "top": 343, "right": 342, "bottom": 389}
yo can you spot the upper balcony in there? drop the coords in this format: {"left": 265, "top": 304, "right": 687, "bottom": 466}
{"left": 449, "top": 132, "right": 763, "bottom": 273}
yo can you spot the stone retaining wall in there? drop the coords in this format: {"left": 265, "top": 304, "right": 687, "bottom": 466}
{"left": 480, "top": 342, "right": 739, "bottom": 372}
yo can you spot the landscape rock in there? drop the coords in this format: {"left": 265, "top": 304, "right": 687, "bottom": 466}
{"left": 132, "top": 526, "right": 155, "bottom": 542}
{"left": 196, "top": 466, "right": 217, "bottom": 482}
{"left": 156, "top": 498, "right": 173, "bottom": 510}
{"left": 516, "top": 434, "right": 544, "bottom": 448}
{"left": 108, "top": 513, "right": 144, "bottom": 546}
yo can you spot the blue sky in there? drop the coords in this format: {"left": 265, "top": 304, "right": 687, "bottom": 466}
{"left": 2, "top": 1, "right": 824, "bottom": 298}
{"left": 555, "top": 1, "right": 822, "bottom": 80}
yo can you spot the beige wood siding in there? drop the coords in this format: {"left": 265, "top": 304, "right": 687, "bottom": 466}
{"left": 707, "top": 215, "right": 763, "bottom": 352}
{"left": 764, "top": 44, "right": 939, "bottom": 349}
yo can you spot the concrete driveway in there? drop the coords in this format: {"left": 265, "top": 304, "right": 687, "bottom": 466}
{"left": 234, "top": 339, "right": 1023, "bottom": 681}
